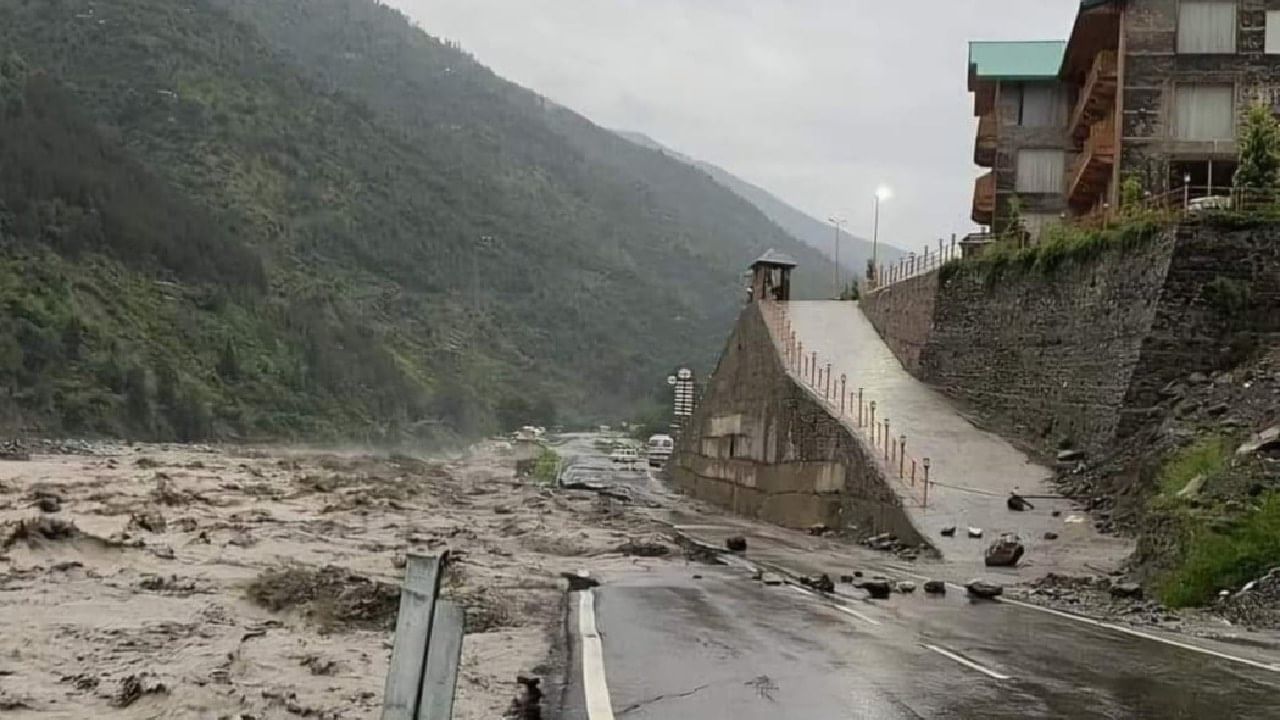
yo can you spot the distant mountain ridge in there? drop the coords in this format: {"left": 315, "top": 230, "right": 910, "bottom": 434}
{"left": 616, "top": 131, "right": 905, "bottom": 277}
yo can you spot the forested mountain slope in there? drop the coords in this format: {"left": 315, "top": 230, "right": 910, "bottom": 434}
{"left": 0, "top": 0, "right": 837, "bottom": 442}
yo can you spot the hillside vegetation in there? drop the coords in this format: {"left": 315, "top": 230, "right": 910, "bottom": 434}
{"left": 0, "top": 0, "right": 836, "bottom": 443}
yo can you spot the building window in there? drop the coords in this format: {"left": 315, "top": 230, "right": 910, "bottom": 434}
{"left": 1173, "top": 85, "right": 1236, "bottom": 141}
{"left": 1015, "top": 150, "right": 1066, "bottom": 193}
{"left": 1266, "top": 10, "right": 1280, "bottom": 54}
{"left": 1177, "top": 1, "right": 1237, "bottom": 54}
{"left": 1020, "top": 84, "right": 1066, "bottom": 127}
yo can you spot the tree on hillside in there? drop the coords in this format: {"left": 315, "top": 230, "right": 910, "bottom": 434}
{"left": 1234, "top": 104, "right": 1280, "bottom": 192}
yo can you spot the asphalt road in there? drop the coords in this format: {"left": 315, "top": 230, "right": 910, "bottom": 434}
{"left": 554, "top": 437, "right": 1280, "bottom": 719}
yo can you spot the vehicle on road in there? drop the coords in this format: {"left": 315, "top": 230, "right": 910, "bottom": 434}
{"left": 610, "top": 446, "right": 640, "bottom": 469}
{"left": 646, "top": 434, "right": 674, "bottom": 467}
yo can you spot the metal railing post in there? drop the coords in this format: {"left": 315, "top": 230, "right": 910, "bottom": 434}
{"left": 922, "top": 458, "right": 931, "bottom": 508}
{"left": 899, "top": 435, "right": 906, "bottom": 478}
{"left": 869, "top": 401, "right": 876, "bottom": 442}
{"left": 883, "top": 419, "right": 890, "bottom": 461}
{"left": 810, "top": 352, "right": 817, "bottom": 385}
{"left": 911, "top": 459, "right": 917, "bottom": 486}
{"left": 857, "top": 388, "right": 865, "bottom": 426}
{"left": 825, "top": 363, "right": 832, "bottom": 400}
{"left": 839, "top": 375, "right": 847, "bottom": 414}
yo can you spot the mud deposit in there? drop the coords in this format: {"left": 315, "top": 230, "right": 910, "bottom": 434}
{"left": 0, "top": 442, "right": 669, "bottom": 718}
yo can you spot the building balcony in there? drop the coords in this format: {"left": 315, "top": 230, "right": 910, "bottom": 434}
{"left": 972, "top": 171, "right": 996, "bottom": 225}
{"left": 974, "top": 111, "right": 998, "bottom": 167}
{"left": 1068, "top": 50, "right": 1118, "bottom": 144}
{"left": 1067, "top": 113, "right": 1117, "bottom": 211}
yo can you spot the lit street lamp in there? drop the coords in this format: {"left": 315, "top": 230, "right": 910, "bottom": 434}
{"left": 872, "top": 186, "right": 892, "bottom": 284}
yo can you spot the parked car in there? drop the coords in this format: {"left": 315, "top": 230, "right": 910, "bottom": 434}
{"left": 647, "top": 434, "right": 674, "bottom": 467}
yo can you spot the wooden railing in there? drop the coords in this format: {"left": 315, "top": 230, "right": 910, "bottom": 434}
{"left": 1068, "top": 50, "right": 1118, "bottom": 143}
{"left": 971, "top": 171, "right": 996, "bottom": 225}
{"left": 974, "top": 111, "right": 998, "bottom": 167}
{"left": 1067, "top": 112, "right": 1117, "bottom": 209}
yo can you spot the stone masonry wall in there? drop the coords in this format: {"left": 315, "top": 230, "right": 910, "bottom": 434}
{"left": 858, "top": 270, "right": 939, "bottom": 375}
{"left": 860, "top": 223, "right": 1280, "bottom": 459}
{"left": 670, "top": 303, "right": 923, "bottom": 544}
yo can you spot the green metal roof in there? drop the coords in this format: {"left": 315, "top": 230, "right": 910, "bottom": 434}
{"left": 968, "top": 41, "right": 1068, "bottom": 80}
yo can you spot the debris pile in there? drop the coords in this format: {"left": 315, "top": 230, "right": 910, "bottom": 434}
{"left": 245, "top": 565, "right": 401, "bottom": 631}
{"left": 1219, "top": 567, "right": 1280, "bottom": 629}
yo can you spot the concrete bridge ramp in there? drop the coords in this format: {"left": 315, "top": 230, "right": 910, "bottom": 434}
{"left": 782, "top": 300, "right": 1128, "bottom": 574}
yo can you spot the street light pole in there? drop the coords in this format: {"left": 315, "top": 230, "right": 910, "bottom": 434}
{"left": 871, "top": 186, "right": 892, "bottom": 287}
{"left": 872, "top": 198, "right": 880, "bottom": 277}
{"left": 827, "top": 215, "right": 846, "bottom": 296}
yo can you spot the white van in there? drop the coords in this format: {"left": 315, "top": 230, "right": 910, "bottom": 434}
{"left": 647, "top": 434, "right": 674, "bottom": 467}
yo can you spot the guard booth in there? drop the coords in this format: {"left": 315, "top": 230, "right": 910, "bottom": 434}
{"left": 748, "top": 249, "right": 796, "bottom": 303}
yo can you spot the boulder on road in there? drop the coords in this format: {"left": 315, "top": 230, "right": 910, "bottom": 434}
{"left": 896, "top": 581, "right": 916, "bottom": 594}
{"left": 1006, "top": 493, "right": 1035, "bottom": 512}
{"left": 966, "top": 580, "right": 1003, "bottom": 599}
{"left": 808, "top": 524, "right": 831, "bottom": 537}
{"left": 940, "top": 526, "right": 957, "bottom": 537}
{"left": 862, "top": 579, "right": 893, "bottom": 599}
{"left": 725, "top": 536, "right": 748, "bottom": 552}
{"left": 923, "top": 580, "right": 947, "bottom": 595}
{"left": 984, "top": 534, "right": 1025, "bottom": 567}
{"left": 561, "top": 571, "right": 600, "bottom": 591}
{"left": 967, "top": 527, "right": 984, "bottom": 539}
{"left": 1043, "top": 531, "right": 1059, "bottom": 540}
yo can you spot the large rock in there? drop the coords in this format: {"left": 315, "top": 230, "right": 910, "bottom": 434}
{"left": 725, "top": 536, "right": 748, "bottom": 552}
{"left": 1110, "top": 582, "right": 1144, "bottom": 600}
{"left": 984, "top": 534, "right": 1025, "bottom": 567}
{"left": 861, "top": 579, "right": 893, "bottom": 599}
{"left": 923, "top": 580, "right": 947, "bottom": 595}
{"left": 1056, "top": 449, "right": 1085, "bottom": 463}
{"left": 1237, "top": 426, "right": 1280, "bottom": 457}
{"left": 966, "top": 580, "right": 1003, "bottom": 599}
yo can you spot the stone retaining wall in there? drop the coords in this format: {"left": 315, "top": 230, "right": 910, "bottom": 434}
{"left": 859, "top": 222, "right": 1280, "bottom": 457}
{"left": 670, "top": 303, "right": 923, "bottom": 544}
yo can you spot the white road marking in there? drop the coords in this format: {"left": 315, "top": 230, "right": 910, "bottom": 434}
{"left": 578, "top": 590, "right": 616, "bottom": 720}
{"left": 922, "top": 643, "right": 1011, "bottom": 680}
{"left": 834, "top": 603, "right": 884, "bottom": 627}
{"left": 789, "top": 585, "right": 883, "bottom": 626}
{"left": 1000, "top": 597, "right": 1280, "bottom": 675}
{"left": 883, "top": 568, "right": 1280, "bottom": 675}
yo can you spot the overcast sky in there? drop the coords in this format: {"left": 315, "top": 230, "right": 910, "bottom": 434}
{"left": 389, "top": 1, "right": 1077, "bottom": 249}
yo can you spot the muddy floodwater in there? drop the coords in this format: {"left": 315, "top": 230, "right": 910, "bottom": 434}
{"left": 0, "top": 442, "right": 668, "bottom": 718}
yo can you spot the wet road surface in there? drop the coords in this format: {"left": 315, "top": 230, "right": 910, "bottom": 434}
{"left": 554, "top": 436, "right": 1280, "bottom": 719}
{"left": 562, "top": 566, "right": 1280, "bottom": 719}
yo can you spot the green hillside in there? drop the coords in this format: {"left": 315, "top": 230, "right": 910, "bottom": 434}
{"left": 0, "top": 0, "right": 837, "bottom": 443}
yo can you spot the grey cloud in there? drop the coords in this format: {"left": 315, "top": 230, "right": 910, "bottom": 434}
{"left": 391, "top": 0, "right": 1076, "bottom": 248}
